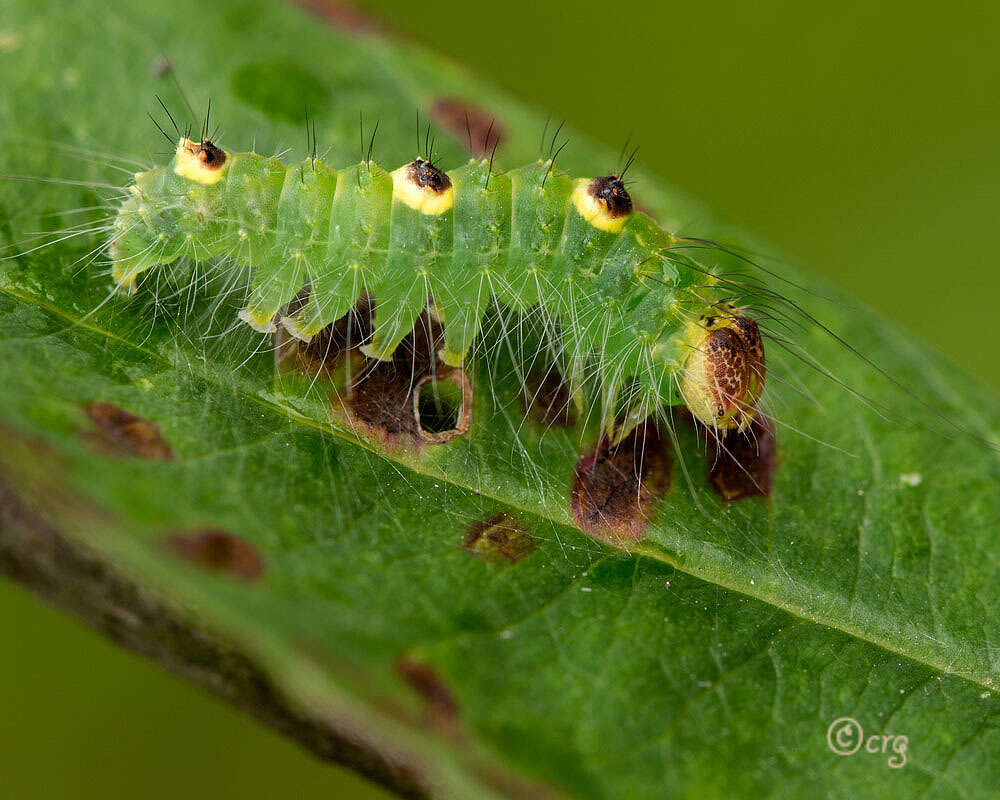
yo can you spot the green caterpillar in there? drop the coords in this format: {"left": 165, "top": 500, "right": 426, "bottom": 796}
{"left": 109, "top": 134, "right": 766, "bottom": 435}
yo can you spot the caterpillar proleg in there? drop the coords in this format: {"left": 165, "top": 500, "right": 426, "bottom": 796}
{"left": 109, "top": 134, "right": 766, "bottom": 436}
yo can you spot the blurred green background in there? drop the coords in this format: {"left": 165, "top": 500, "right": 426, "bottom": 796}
{"left": 3, "top": 0, "right": 998, "bottom": 798}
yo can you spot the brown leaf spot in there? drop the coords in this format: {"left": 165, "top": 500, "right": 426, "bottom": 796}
{"left": 430, "top": 98, "right": 505, "bottom": 157}
{"left": 277, "top": 301, "right": 472, "bottom": 449}
{"left": 165, "top": 528, "right": 266, "bottom": 581}
{"left": 347, "top": 311, "right": 462, "bottom": 446}
{"left": 394, "top": 656, "right": 458, "bottom": 727}
{"left": 276, "top": 294, "right": 372, "bottom": 375}
{"left": 571, "top": 420, "right": 671, "bottom": 545}
{"left": 708, "top": 415, "right": 777, "bottom": 501}
{"left": 465, "top": 513, "right": 536, "bottom": 564}
{"left": 293, "top": 0, "right": 387, "bottom": 34}
{"left": 520, "top": 368, "right": 576, "bottom": 428}
{"left": 83, "top": 402, "right": 173, "bottom": 461}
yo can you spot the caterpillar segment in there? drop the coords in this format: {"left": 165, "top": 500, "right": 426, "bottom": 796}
{"left": 108, "top": 136, "right": 766, "bottom": 433}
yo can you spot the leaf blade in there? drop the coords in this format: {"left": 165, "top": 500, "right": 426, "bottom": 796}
{"left": 1, "top": 0, "right": 999, "bottom": 798}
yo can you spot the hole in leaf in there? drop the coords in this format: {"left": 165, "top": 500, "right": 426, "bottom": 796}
{"left": 415, "top": 378, "right": 462, "bottom": 433}
{"left": 413, "top": 373, "right": 471, "bottom": 443}
{"left": 277, "top": 303, "right": 474, "bottom": 447}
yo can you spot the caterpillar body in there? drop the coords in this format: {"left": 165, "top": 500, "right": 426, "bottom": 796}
{"left": 109, "top": 135, "right": 766, "bottom": 435}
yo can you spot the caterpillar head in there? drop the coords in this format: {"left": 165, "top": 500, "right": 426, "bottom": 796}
{"left": 681, "top": 314, "right": 766, "bottom": 431}
{"left": 174, "top": 137, "right": 228, "bottom": 185}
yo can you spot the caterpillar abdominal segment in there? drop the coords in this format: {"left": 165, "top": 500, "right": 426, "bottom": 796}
{"left": 109, "top": 135, "right": 767, "bottom": 435}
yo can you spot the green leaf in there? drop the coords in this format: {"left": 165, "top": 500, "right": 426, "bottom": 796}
{"left": 2, "top": 0, "right": 999, "bottom": 797}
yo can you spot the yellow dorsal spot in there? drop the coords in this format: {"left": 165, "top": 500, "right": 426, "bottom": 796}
{"left": 571, "top": 178, "right": 628, "bottom": 233}
{"left": 391, "top": 163, "right": 454, "bottom": 215}
{"left": 174, "top": 137, "right": 228, "bottom": 186}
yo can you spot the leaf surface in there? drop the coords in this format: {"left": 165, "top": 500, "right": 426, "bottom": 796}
{"left": 1, "top": 0, "right": 999, "bottom": 797}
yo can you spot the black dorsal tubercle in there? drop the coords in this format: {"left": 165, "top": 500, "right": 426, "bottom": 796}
{"left": 588, "top": 175, "right": 632, "bottom": 218}
{"left": 406, "top": 158, "right": 452, "bottom": 193}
